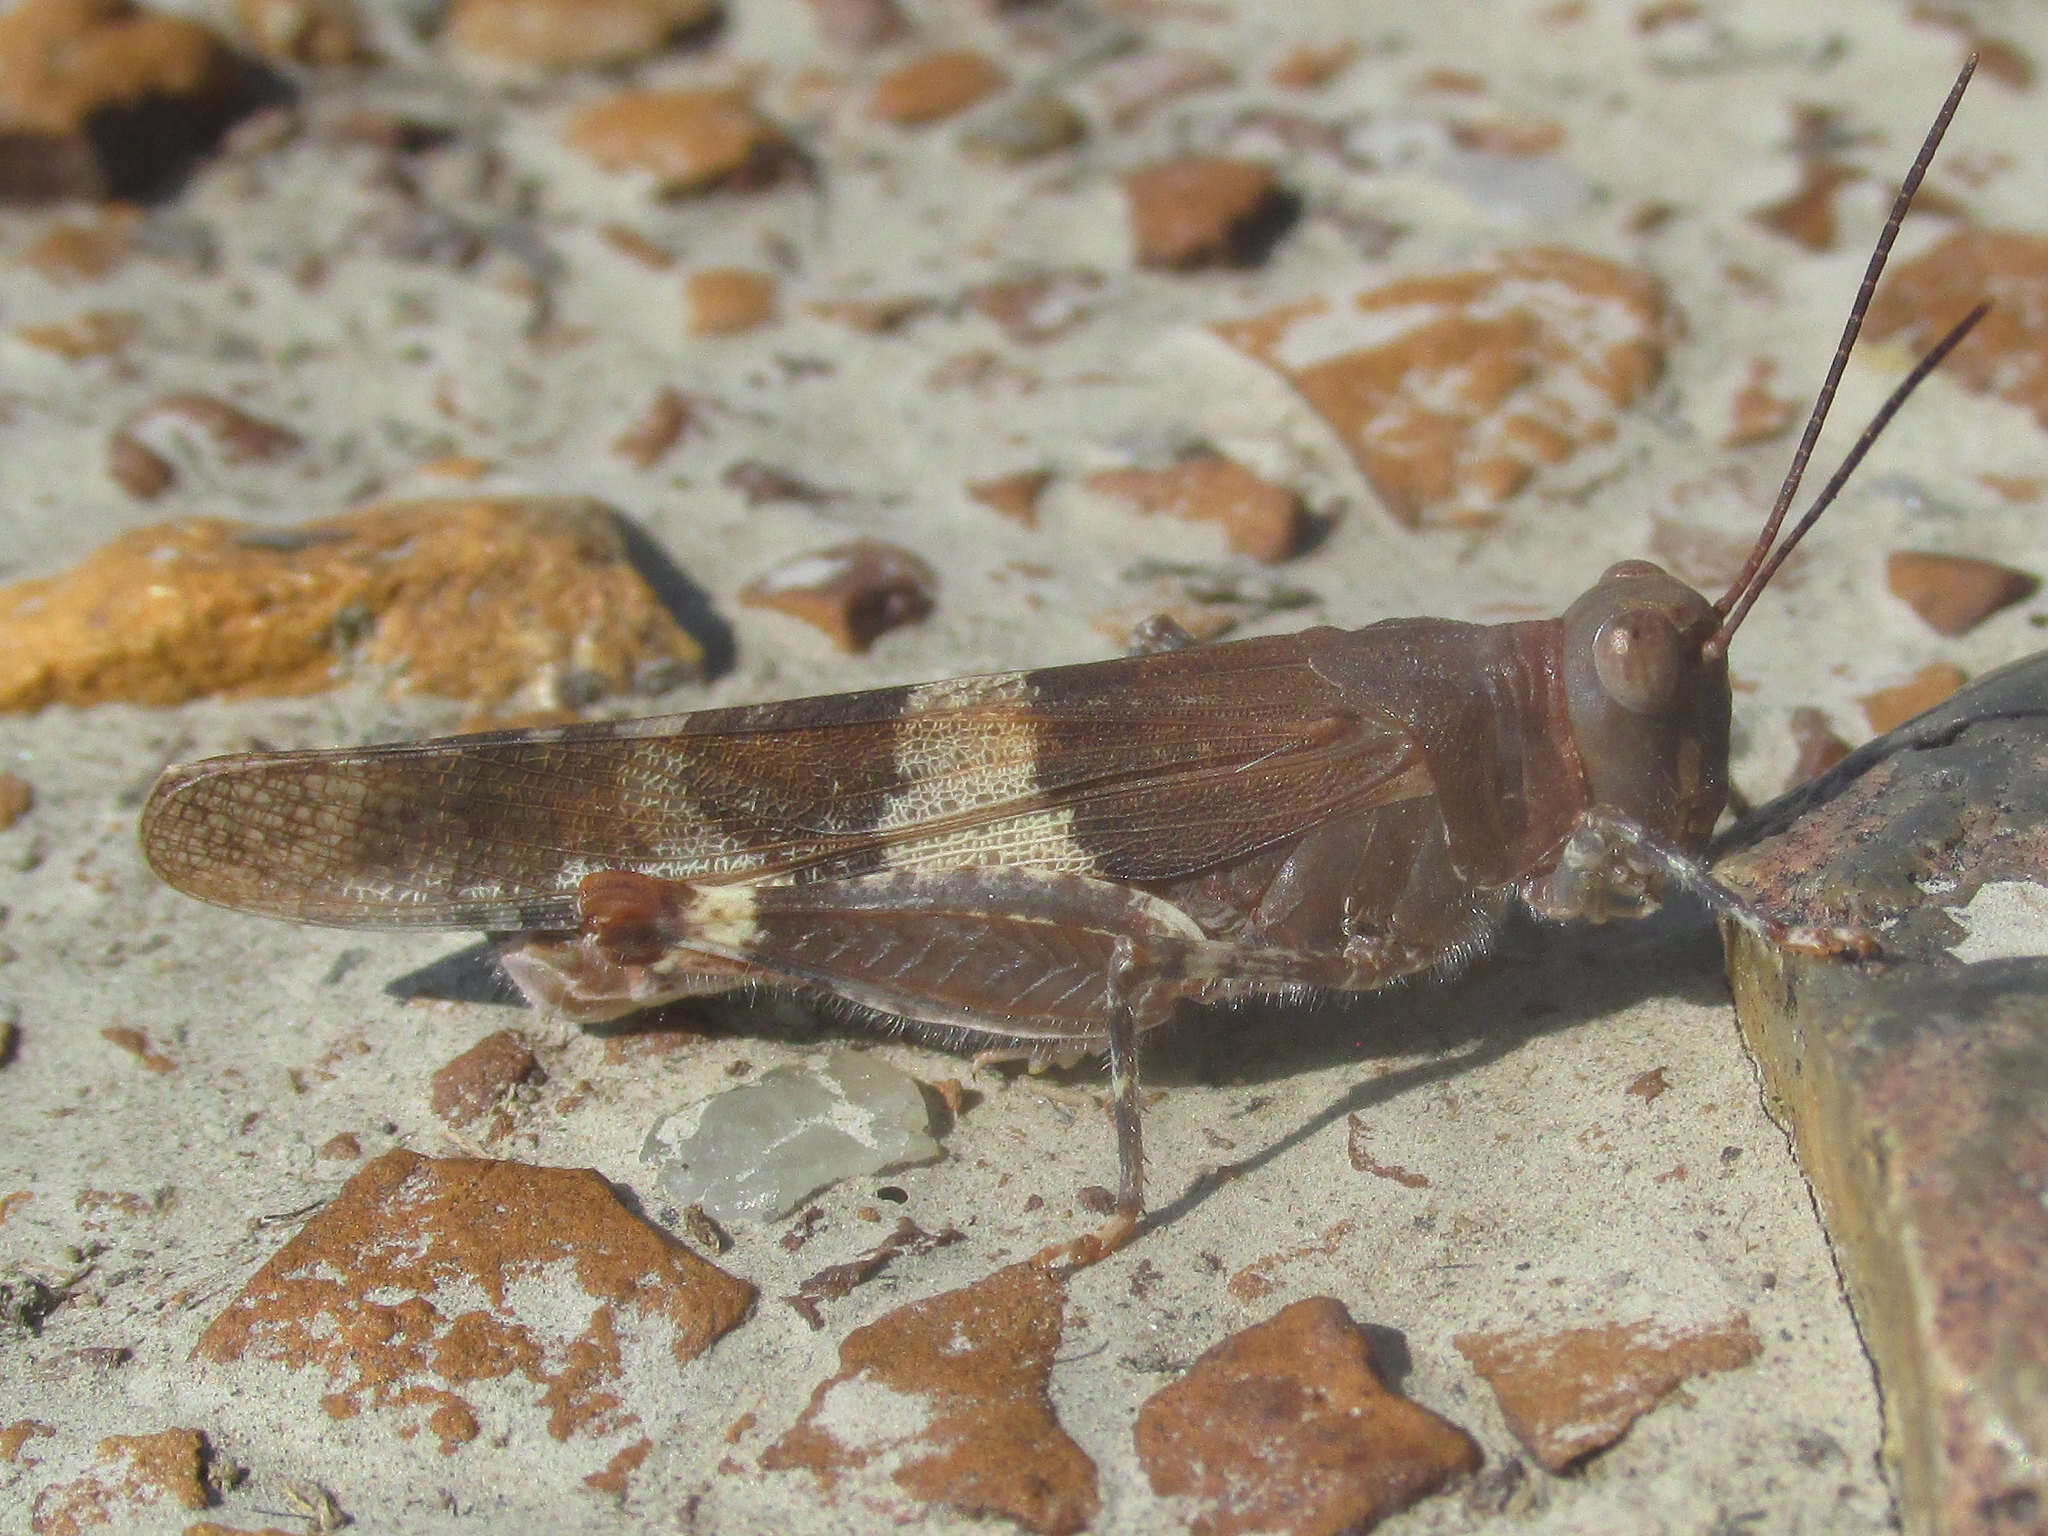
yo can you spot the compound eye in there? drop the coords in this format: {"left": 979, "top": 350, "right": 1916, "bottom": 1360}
{"left": 1594, "top": 609, "right": 1684, "bottom": 715}
{"left": 1601, "top": 559, "right": 1664, "bottom": 583}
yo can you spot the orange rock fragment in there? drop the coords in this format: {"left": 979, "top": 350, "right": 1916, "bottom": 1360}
{"left": 236, "top": 0, "right": 367, "bottom": 67}
{"left": 30, "top": 1427, "right": 210, "bottom": 1536}
{"left": 1123, "top": 156, "right": 1291, "bottom": 270}
{"left": 803, "top": 0, "right": 907, "bottom": 51}
{"left": 317, "top": 1131, "right": 362, "bottom": 1161}
{"left": 567, "top": 87, "right": 786, "bottom": 195}
{"left": 1088, "top": 458, "right": 1307, "bottom": 563}
{"left": 1137, "top": 1298, "right": 1480, "bottom": 1536}
{"left": 1270, "top": 40, "right": 1357, "bottom": 91}
{"left": 957, "top": 93, "right": 1085, "bottom": 164}
{"left": 444, "top": 0, "right": 716, "bottom": 68}
{"left": 763, "top": 1260, "right": 1098, "bottom": 1535}
{"left": 1750, "top": 160, "right": 1860, "bottom": 252}
{"left": 0, "top": 0, "right": 246, "bottom": 203}
{"left": 968, "top": 271, "right": 1101, "bottom": 344}
{"left": 1456, "top": 1313, "right": 1761, "bottom": 1471}
{"left": 0, "top": 771, "right": 31, "bottom": 830}
{"left": 1787, "top": 705, "right": 1852, "bottom": 787}
{"left": 1216, "top": 248, "right": 1664, "bottom": 527}
{"left": 1723, "top": 358, "right": 1797, "bottom": 447}
{"left": 684, "top": 266, "right": 777, "bottom": 335}
{"left": 0, "top": 496, "right": 706, "bottom": 712}
{"left": 431, "top": 1029, "right": 545, "bottom": 1130}
{"left": 1885, "top": 550, "right": 2038, "bottom": 637}
{"left": 1860, "top": 662, "right": 1969, "bottom": 734}
{"left": 869, "top": 49, "right": 1006, "bottom": 126}
{"left": 107, "top": 432, "right": 171, "bottom": 498}
{"left": 611, "top": 384, "right": 694, "bottom": 466}
{"left": 108, "top": 391, "right": 302, "bottom": 499}
{"left": 741, "top": 539, "right": 935, "bottom": 652}
{"left": 584, "top": 1435, "right": 653, "bottom": 1497}
{"left": 1450, "top": 116, "right": 1565, "bottom": 157}
{"left": 968, "top": 469, "right": 1051, "bottom": 525}
{"left": 1977, "top": 473, "right": 2042, "bottom": 503}
{"left": 22, "top": 211, "right": 136, "bottom": 280}
{"left": 1867, "top": 231, "right": 2048, "bottom": 430}
{"left": 806, "top": 293, "right": 935, "bottom": 333}
{"left": 196, "top": 1150, "right": 754, "bottom": 1450}
{"left": 101, "top": 1025, "right": 175, "bottom": 1073}
{"left": 16, "top": 309, "right": 137, "bottom": 358}
{"left": 2, "top": 1418, "right": 53, "bottom": 1462}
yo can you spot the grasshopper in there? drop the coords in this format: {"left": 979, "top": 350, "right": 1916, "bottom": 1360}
{"left": 142, "top": 62, "right": 1984, "bottom": 1261}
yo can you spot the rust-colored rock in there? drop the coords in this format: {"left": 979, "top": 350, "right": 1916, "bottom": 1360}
{"left": 741, "top": 540, "right": 935, "bottom": 652}
{"left": 22, "top": 211, "right": 135, "bottom": 281}
{"left": 958, "top": 93, "right": 1085, "bottom": 164}
{"left": 612, "top": 384, "right": 694, "bottom": 467}
{"left": 101, "top": 1025, "right": 175, "bottom": 1073}
{"left": 1088, "top": 457, "right": 1308, "bottom": 563}
{"left": 0, "top": 0, "right": 246, "bottom": 204}
{"left": 196, "top": 1149, "right": 754, "bottom": 1450}
{"left": 804, "top": 0, "right": 906, "bottom": 51}
{"left": 567, "top": 87, "right": 785, "bottom": 196}
{"left": 1885, "top": 550, "right": 2038, "bottom": 637}
{"left": 1455, "top": 1314, "right": 1761, "bottom": 1470}
{"left": 763, "top": 1260, "right": 1097, "bottom": 1535}
{"left": 108, "top": 391, "right": 302, "bottom": 499}
{"left": 1270, "top": 40, "right": 1357, "bottom": 90}
{"left": 684, "top": 266, "right": 777, "bottom": 335}
{"left": 1137, "top": 1298, "right": 1479, "bottom": 1536}
{"left": 0, "top": 496, "right": 706, "bottom": 712}
{"left": 444, "top": 0, "right": 716, "bottom": 68}
{"left": 1787, "top": 705, "right": 1852, "bottom": 788}
{"left": 1868, "top": 231, "right": 2048, "bottom": 432}
{"left": 30, "top": 1428, "right": 210, "bottom": 1535}
{"left": 869, "top": 49, "right": 1006, "bottom": 126}
{"left": 584, "top": 1435, "right": 653, "bottom": 1497}
{"left": 0, "top": 771, "right": 31, "bottom": 830}
{"left": 1860, "top": 662, "right": 1968, "bottom": 735}
{"left": 16, "top": 309, "right": 136, "bottom": 359}
{"left": 431, "top": 1029, "right": 545, "bottom": 1129}
{"left": 1216, "top": 248, "right": 1663, "bottom": 527}
{"left": 1123, "top": 156, "right": 1292, "bottom": 270}
{"left": 1750, "top": 160, "right": 1860, "bottom": 252}
{"left": 2, "top": 1419, "right": 55, "bottom": 1462}
{"left": 968, "top": 469, "right": 1050, "bottom": 525}
{"left": 1723, "top": 358, "right": 1797, "bottom": 447}
{"left": 969, "top": 271, "right": 1102, "bottom": 344}
{"left": 1449, "top": 115, "right": 1565, "bottom": 157}
{"left": 316, "top": 1131, "right": 362, "bottom": 1161}
{"left": 236, "top": 0, "right": 367, "bottom": 67}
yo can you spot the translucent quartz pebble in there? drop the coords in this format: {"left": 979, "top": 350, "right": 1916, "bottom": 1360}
{"left": 643, "top": 1049, "right": 940, "bottom": 1221}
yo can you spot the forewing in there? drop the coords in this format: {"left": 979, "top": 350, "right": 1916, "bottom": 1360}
{"left": 140, "top": 630, "right": 1427, "bottom": 931}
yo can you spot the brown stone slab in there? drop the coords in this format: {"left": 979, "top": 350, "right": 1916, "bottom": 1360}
{"left": 1715, "top": 650, "right": 2048, "bottom": 1535}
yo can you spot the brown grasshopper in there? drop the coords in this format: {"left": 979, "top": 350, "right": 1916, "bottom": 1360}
{"left": 142, "top": 62, "right": 1984, "bottom": 1261}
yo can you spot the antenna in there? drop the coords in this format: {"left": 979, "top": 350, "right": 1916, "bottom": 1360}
{"left": 1701, "top": 55, "right": 1979, "bottom": 664}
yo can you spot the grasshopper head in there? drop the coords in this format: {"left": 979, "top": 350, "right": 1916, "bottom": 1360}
{"left": 1560, "top": 561, "right": 1729, "bottom": 853}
